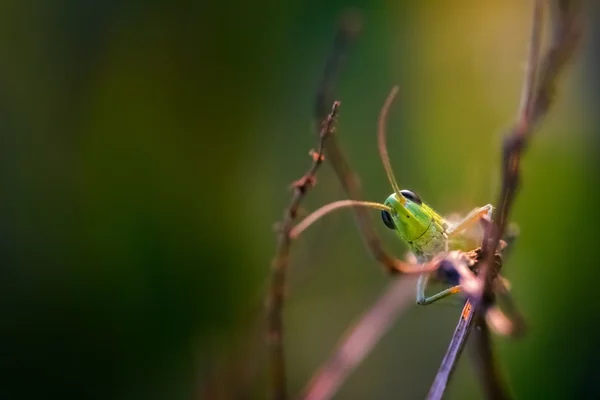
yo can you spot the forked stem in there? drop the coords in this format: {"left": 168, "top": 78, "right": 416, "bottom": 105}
{"left": 268, "top": 101, "right": 341, "bottom": 400}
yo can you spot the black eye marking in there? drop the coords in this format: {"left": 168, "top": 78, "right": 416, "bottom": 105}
{"left": 400, "top": 189, "right": 422, "bottom": 205}
{"left": 381, "top": 210, "right": 395, "bottom": 229}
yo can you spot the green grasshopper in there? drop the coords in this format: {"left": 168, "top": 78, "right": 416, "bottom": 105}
{"left": 292, "top": 87, "right": 498, "bottom": 308}
{"left": 381, "top": 189, "right": 492, "bottom": 305}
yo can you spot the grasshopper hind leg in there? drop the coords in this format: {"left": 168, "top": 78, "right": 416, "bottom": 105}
{"left": 416, "top": 274, "right": 462, "bottom": 305}
{"left": 408, "top": 251, "right": 464, "bottom": 306}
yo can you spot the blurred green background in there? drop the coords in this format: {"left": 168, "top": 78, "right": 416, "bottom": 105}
{"left": 0, "top": 1, "right": 598, "bottom": 399}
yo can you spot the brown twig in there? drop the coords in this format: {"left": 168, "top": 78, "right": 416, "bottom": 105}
{"left": 468, "top": 317, "right": 512, "bottom": 400}
{"left": 467, "top": 3, "right": 545, "bottom": 399}
{"left": 482, "top": 0, "right": 582, "bottom": 289}
{"left": 481, "top": 0, "right": 544, "bottom": 267}
{"left": 429, "top": 1, "right": 582, "bottom": 399}
{"left": 314, "top": 10, "right": 361, "bottom": 128}
{"left": 475, "top": 1, "right": 582, "bottom": 394}
{"left": 300, "top": 276, "right": 418, "bottom": 400}
{"left": 427, "top": 300, "right": 476, "bottom": 399}
{"left": 268, "top": 101, "right": 341, "bottom": 400}
{"left": 315, "top": 15, "right": 414, "bottom": 275}
{"left": 426, "top": 250, "right": 504, "bottom": 400}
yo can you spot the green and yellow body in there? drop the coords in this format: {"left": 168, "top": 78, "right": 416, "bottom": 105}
{"left": 383, "top": 192, "right": 448, "bottom": 263}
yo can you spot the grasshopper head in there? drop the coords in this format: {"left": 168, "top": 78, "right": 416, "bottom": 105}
{"left": 381, "top": 190, "right": 433, "bottom": 243}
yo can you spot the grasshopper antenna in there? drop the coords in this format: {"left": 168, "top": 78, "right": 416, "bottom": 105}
{"left": 290, "top": 200, "right": 391, "bottom": 239}
{"left": 378, "top": 86, "right": 405, "bottom": 205}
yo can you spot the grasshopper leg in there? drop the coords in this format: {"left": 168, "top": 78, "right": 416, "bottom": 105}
{"left": 416, "top": 251, "right": 482, "bottom": 306}
{"left": 416, "top": 272, "right": 462, "bottom": 305}
{"left": 447, "top": 204, "right": 493, "bottom": 238}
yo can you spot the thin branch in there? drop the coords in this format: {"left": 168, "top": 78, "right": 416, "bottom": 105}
{"left": 482, "top": 0, "right": 544, "bottom": 275}
{"left": 430, "top": 1, "right": 582, "bottom": 399}
{"left": 426, "top": 300, "right": 475, "bottom": 400}
{"left": 300, "top": 276, "right": 418, "bottom": 400}
{"left": 268, "top": 101, "right": 341, "bottom": 400}
{"left": 468, "top": 318, "right": 512, "bottom": 400}
{"left": 481, "top": 0, "right": 582, "bottom": 287}
{"left": 315, "top": 10, "right": 362, "bottom": 126}
{"left": 476, "top": 2, "right": 583, "bottom": 387}
{"left": 467, "top": 5, "right": 546, "bottom": 398}
{"left": 518, "top": 0, "right": 544, "bottom": 127}
{"left": 315, "top": 16, "right": 411, "bottom": 275}
{"left": 426, "top": 249, "right": 504, "bottom": 400}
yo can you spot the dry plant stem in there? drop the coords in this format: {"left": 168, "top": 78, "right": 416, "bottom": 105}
{"left": 466, "top": 5, "right": 545, "bottom": 398}
{"left": 268, "top": 101, "right": 341, "bottom": 400}
{"left": 300, "top": 276, "right": 418, "bottom": 400}
{"left": 427, "top": 250, "right": 504, "bottom": 400}
{"left": 426, "top": 300, "right": 476, "bottom": 400}
{"left": 477, "top": 0, "right": 582, "bottom": 359}
{"left": 314, "top": 10, "right": 361, "bottom": 131}
{"left": 479, "top": 0, "right": 544, "bottom": 292}
{"left": 481, "top": 0, "right": 582, "bottom": 285}
{"left": 468, "top": 318, "right": 511, "bottom": 400}
{"left": 430, "top": 1, "right": 582, "bottom": 399}
{"left": 473, "top": 3, "right": 581, "bottom": 397}
{"left": 315, "top": 15, "right": 409, "bottom": 275}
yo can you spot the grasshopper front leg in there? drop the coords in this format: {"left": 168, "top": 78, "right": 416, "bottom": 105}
{"left": 446, "top": 204, "right": 493, "bottom": 238}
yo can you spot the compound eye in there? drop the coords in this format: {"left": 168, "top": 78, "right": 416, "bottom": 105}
{"left": 400, "top": 189, "right": 422, "bottom": 205}
{"left": 381, "top": 210, "right": 395, "bottom": 229}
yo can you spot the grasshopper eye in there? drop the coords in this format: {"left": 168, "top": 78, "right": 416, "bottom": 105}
{"left": 400, "top": 189, "right": 422, "bottom": 205}
{"left": 381, "top": 210, "right": 395, "bottom": 229}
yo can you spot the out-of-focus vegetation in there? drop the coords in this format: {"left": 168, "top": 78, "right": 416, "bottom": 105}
{"left": 0, "top": 1, "right": 598, "bottom": 399}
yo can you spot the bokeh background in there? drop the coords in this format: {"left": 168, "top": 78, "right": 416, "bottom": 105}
{"left": 1, "top": 1, "right": 598, "bottom": 399}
